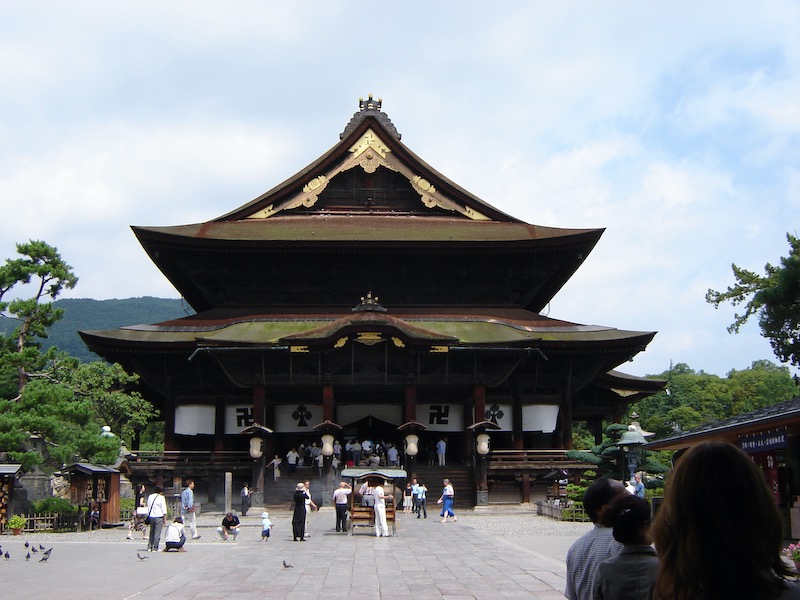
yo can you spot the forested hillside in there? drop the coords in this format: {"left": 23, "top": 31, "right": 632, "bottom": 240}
{"left": 1, "top": 297, "right": 192, "bottom": 362}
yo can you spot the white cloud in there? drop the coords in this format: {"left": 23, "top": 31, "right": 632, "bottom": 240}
{"left": 0, "top": 1, "right": 797, "bottom": 379}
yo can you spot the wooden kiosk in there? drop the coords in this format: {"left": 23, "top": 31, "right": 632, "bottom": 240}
{"left": 342, "top": 467, "right": 405, "bottom": 536}
{"left": 61, "top": 462, "right": 121, "bottom": 527}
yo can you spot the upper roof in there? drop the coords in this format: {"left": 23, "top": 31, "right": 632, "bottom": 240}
{"left": 132, "top": 97, "right": 604, "bottom": 312}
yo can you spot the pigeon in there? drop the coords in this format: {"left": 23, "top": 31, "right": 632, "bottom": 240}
{"left": 282, "top": 560, "right": 293, "bottom": 569}
{"left": 24, "top": 541, "right": 30, "bottom": 548}
{"left": 26, "top": 552, "right": 31, "bottom": 561}
{"left": 136, "top": 553, "right": 149, "bottom": 560}
{"left": 4, "top": 551, "right": 9, "bottom": 560}
{"left": 31, "top": 547, "right": 38, "bottom": 554}
{"left": 43, "top": 547, "right": 53, "bottom": 557}
{"left": 39, "top": 554, "right": 50, "bottom": 563}
{"left": 39, "top": 544, "right": 45, "bottom": 551}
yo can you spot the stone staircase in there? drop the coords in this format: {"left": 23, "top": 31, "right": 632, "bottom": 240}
{"left": 410, "top": 465, "right": 475, "bottom": 509}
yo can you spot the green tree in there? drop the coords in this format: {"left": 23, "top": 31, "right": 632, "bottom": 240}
{"left": 706, "top": 233, "right": 800, "bottom": 367}
{"left": 0, "top": 240, "right": 77, "bottom": 394}
{"left": 52, "top": 358, "right": 158, "bottom": 441}
{"left": 634, "top": 360, "right": 799, "bottom": 439}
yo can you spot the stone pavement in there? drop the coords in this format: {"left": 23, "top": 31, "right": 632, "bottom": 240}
{"left": 0, "top": 507, "right": 589, "bottom": 599}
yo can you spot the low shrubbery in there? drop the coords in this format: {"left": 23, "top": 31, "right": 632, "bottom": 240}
{"left": 31, "top": 497, "right": 78, "bottom": 514}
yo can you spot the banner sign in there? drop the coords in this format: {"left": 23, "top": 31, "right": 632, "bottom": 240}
{"left": 522, "top": 404, "right": 560, "bottom": 433}
{"left": 740, "top": 428, "right": 787, "bottom": 453}
{"left": 483, "top": 403, "right": 512, "bottom": 430}
{"left": 174, "top": 405, "right": 215, "bottom": 435}
{"left": 417, "top": 403, "right": 464, "bottom": 432}
{"left": 225, "top": 404, "right": 257, "bottom": 434}
{"left": 274, "top": 404, "right": 323, "bottom": 433}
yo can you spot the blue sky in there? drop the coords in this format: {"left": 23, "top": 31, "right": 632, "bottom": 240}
{"left": 0, "top": 2, "right": 797, "bottom": 379}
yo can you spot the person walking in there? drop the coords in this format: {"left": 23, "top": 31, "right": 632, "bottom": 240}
{"left": 286, "top": 448, "right": 300, "bottom": 475}
{"left": 436, "top": 437, "right": 447, "bottom": 467}
{"left": 267, "top": 455, "right": 282, "bottom": 481}
{"left": 260, "top": 511, "right": 273, "bottom": 541}
{"left": 332, "top": 481, "right": 352, "bottom": 532}
{"left": 241, "top": 483, "right": 253, "bottom": 517}
{"left": 145, "top": 485, "right": 168, "bottom": 552}
{"left": 180, "top": 479, "right": 201, "bottom": 540}
{"left": 438, "top": 478, "right": 456, "bottom": 522}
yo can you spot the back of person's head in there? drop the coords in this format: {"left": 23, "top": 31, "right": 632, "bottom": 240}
{"left": 651, "top": 441, "right": 792, "bottom": 600}
{"left": 174, "top": 516, "right": 183, "bottom": 524}
{"left": 583, "top": 477, "right": 624, "bottom": 524}
{"left": 608, "top": 494, "right": 651, "bottom": 545}
{"left": 154, "top": 485, "right": 162, "bottom": 493}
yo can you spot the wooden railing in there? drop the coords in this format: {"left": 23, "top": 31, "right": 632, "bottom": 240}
{"left": 131, "top": 450, "right": 251, "bottom": 463}
{"left": 535, "top": 499, "right": 589, "bottom": 522}
{"left": 488, "top": 449, "right": 591, "bottom": 469}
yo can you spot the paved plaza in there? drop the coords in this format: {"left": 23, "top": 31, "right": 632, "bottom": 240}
{"left": 0, "top": 507, "right": 590, "bottom": 599}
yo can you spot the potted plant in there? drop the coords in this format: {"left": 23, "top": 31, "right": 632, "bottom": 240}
{"left": 784, "top": 542, "right": 800, "bottom": 571}
{"left": 7, "top": 514, "right": 27, "bottom": 535}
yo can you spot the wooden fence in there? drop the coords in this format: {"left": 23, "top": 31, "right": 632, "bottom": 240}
{"left": 534, "top": 500, "right": 589, "bottom": 522}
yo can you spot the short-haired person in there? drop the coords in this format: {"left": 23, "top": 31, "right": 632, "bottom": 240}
{"left": 180, "top": 479, "right": 201, "bottom": 540}
{"left": 332, "top": 481, "right": 352, "bottom": 533}
{"left": 565, "top": 478, "right": 626, "bottom": 600}
{"left": 651, "top": 441, "right": 800, "bottom": 600}
{"left": 216, "top": 512, "right": 240, "bottom": 542}
{"left": 593, "top": 494, "right": 658, "bottom": 600}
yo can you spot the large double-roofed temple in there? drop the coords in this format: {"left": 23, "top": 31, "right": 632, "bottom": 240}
{"left": 81, "top": 97, "right": 663, "bottom": 506}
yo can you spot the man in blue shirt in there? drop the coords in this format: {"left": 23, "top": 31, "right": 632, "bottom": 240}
{"left": 634, "top": 473, "right": 645, "bottom": 498}
{"left": 180, "top": 479, "right": 201, "bottom": 540}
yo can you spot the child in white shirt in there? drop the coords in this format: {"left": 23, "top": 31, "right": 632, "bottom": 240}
{"left": 261, "top": 511, "right": 273, "bottom": 541}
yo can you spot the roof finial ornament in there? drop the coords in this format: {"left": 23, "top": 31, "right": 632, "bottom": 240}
{"left": 341, "top": 95, "right": 401, "bottom": 141}
{"left": 359, "top": 94, "right": 382, "bottom": 112}
{"left": 352, "top": 291, "right": 388, "bottom": 313}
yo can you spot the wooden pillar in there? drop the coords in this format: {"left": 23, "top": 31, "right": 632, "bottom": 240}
{"left": 214, "top": 396, "right": 225, "bottom": 453}
{"left": 253, "top": 386, "right": 267, "bottom": 496}
{"left": 560, "top": 359, "right": 574, "bottom": 449}
{"left": 253, "top": 385, "right": 266, "bottom": 425}
{"left": 473, "top": 382, "right": 486, "bottom": 424}
{"left": 522, "top": 472, "right": 531, "bottom": 503}
{"left": 405, "top": 381, "right": 417, "bottom": 422}
{"left": 513, "top": 381, "right": 524, "bottom": 450}
{"left": 164, "top": 395, "right": 176, "bottom": 451}
{"left": 322, "top": 383, "right": 334, "bottom": 422}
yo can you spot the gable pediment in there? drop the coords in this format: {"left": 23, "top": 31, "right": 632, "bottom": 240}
{"left": 242, "top": 127, "right": 491, "bottom": 221}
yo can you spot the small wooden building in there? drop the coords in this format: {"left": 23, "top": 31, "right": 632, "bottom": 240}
{"left": 61, "top": 462, "right": 121, "bottom": 526}
{"left": 0, "top": 463, "right": 22, "bottom": 531}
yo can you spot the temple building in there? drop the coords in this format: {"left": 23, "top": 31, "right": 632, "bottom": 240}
{"left": 81, "top": 97, "right": 663, "bottom": 506}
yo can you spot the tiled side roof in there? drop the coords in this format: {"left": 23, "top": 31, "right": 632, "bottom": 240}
{"left": 646, "top": 396, "right": 800, "bottom": 448}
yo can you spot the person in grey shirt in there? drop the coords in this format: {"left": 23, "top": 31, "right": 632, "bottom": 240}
{"left": 565, "top": 478, "right": 626, "bottom": 600}
{"left": 593, "top": 494, "right": 657, "bottom": 600}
